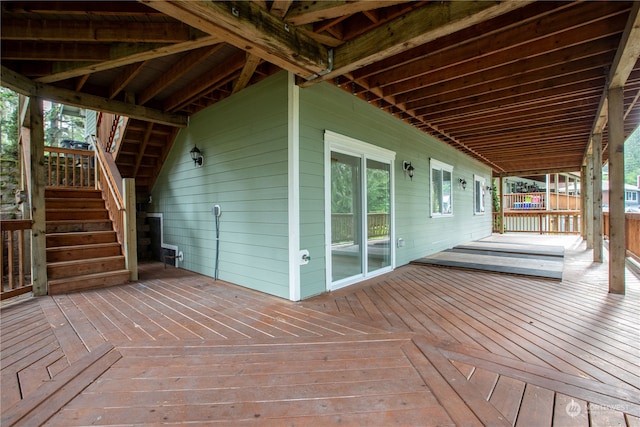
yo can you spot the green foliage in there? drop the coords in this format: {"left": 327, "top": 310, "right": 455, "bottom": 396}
{"left": 625, "top": 127, "right": 640, "bottom": 186}
{"left": 0, "top": 87, "right": 19, "bottom": 160}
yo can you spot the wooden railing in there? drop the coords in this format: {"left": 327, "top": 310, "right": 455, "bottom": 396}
{"left": 43, "top": 146, "right": 95, "bottom": 188}
{"left": 97, "top": 112, "right": 128, "bottom": 154}
{"left": 332, "top": 213, "right": 389, "bottom": 244}
{"left": 93, "top": 136, "right": 138, "bottom": 281}
{"left": 503, "top": 192, "right": 581, "bottom": 211}
{"left": 1, "top": 220, "right": 33, "bottom": 300}
{"left": 493, "top": 211, "right": 581, "bottom": 234}
{"left": 603, "top": 212, "right": 640, "bottom": 260}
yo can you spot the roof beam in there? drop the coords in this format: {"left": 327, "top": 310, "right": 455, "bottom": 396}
{"left": 284, "top": 1, "right": 408, "bottom": 26}
{"left": 142, "top": 0, "right": 330, "bottom": 78}
{"left": 1, "top": 66, "right": 188, "bottom": 127}
{"left": 233, "top": 54, "right": 262, "bottom": 94}
{"left": 34, "top": 36, "right": 220, "bottom": 84}
{"left": 302, "top": 0, "right": 533, "bottom": 86}
{"left": 138, "top": 44, "right": 224, "bottom": 105}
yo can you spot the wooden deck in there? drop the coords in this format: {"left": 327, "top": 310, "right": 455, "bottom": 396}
{"left": 1, "top": 235, "right": 639, "bottom": 426}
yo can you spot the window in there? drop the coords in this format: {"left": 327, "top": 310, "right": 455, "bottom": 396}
{"left": 474, "top": 175, "right": 486, "bottom": 214}
{"left": 430, "top": 159, "right": 453, "bottom": 216}
{"left": 626, "top": 191, "right": 638, "bottom": 202}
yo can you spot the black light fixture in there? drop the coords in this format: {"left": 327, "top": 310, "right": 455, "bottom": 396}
{"left": 190, "top": 145, "right": 203, "bottom": 167}
{"left": 402, "top": 161, "right": 415, "bottom": 181}
{"left": 459, "top": 178, "right": 467, "bottom": 190}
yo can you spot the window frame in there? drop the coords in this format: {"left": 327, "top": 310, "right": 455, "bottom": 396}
{"left": 474, "top": 174, "right": 486, "bottom": 215}
{"left": 430, "top": 159, "right": 454, "bottom": 217}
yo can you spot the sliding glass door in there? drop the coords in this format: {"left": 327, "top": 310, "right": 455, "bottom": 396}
{"left": 326, "top": 131, "right": 395, "bottom": 291}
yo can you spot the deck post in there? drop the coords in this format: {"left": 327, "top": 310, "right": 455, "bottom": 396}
{"left": 28, "top": 97, "right": 48, "bottom": 296}
{"left": 499, "top": 175, "right": 504, "bottom": 234}
{"left": 123, "top": 178, "right": 138, "bottom": 281}
{"left": 591, "top": 133, "right": 603, "bottom": 263}
{"left": 583, "top": 162, "right": 592, "bottom": 246}
{"left": 607, "top": 87, "right": 625, "bottom": 294}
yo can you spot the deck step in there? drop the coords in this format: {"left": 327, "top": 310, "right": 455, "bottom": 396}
{"left": 48, "top": 270, "right": 130, "bottom": 295}
{"left": 46, "top": 243, "right": 122, "bottom": 263}
{"left": 46, "top": 197, "right": 105, "bottom": 209}
{"left": 47, "top": 255, "right": 125, "bottom": 280}
{"left": 44, "top": 187, "right": 102, "bottom": 199}
{"left": 46, "top": 219, "right": 113, "bottom": 234}
{"left": 47, "top": 230, "right": 118, "bottom": 247}
{"left": 46, "top": 208, "right": 109, "bottom": 221}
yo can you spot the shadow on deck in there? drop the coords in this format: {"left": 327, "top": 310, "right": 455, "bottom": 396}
{"left": 1, "top": 235, "right": 638, "bottom": 426}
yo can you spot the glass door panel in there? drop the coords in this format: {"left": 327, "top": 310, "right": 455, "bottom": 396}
{"left": 330, "top": 151, "right": 362, "bottom": 282}
{"left": 366, "top": 160, "right": 391, "bottom": 273}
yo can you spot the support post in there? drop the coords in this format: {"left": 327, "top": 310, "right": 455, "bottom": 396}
{"left": 608, "top": 87, "right": 625, "bottom": 294}
{"left": 499, "top": 176, "right": 504, "bottom": 234}
{"left": 123, "top": 178, "right": 138, "bottom": 281}
{"left": 29, "top": 97, "right": 47, "bottom": 296}
{"left": 583, "top": 163, "right": 592, "bottom": 246}
{"left": 591, "top": 133, "right": 603, "bottom": 263}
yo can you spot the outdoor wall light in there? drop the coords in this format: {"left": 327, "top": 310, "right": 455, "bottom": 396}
{"left": 459, "top": 178, "right": 467, "bottom": 190}
{"left": 190, "top": 145, "right": 204, "bottom": 167}
{"left": 402, "top": 161, "right": 415, "bottom": 181}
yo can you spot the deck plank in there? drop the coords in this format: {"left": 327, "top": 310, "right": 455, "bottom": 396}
{"left": 514, "top": 384, "right": 555, "bottom": 426}
{"left": 489, "top": 375, "right": 526, "bottom": 425}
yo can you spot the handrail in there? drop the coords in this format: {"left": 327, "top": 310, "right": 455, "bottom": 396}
{"left": 94, "top": 136, "right": 124, "bottom": 210}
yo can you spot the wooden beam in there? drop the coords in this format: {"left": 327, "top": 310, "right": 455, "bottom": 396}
{"left": 139, "top": 44, "right": 223, "bottom": 105}
{"left": 284, "top": 1, "right": 408, "bottom": 26}
{"left": 585, "top": 3, "right": 639, "bottom": 165}
{"left": 233, "top": 54, "right": 261, "bottom": 94}
{"left": 270, "top": 0, "right": 293, "bottom": 19}
{"left": 35, "top": 36, "right": 220, "bottom": 84}
{"left": 163, "top": 51, "right": 246, "bottom": 112}
{"left": 608, "top": 1, "right": 640, "bottom": 88}
{"left": 1, "top": 66, "right": 188, "bottom": 127}
{"left": 303, "top": 0, "right": 532, "bottom": 85}
{"left": 143, "top": 0, "right": 329, "bottom": 78}
{"left": 607, "top": 87, "right": 625, "bottom": 294}
{"left": 109, "top": 61, "right": 148, "bottom": 100}
{"left": 28, "top": 98, "right": 47, "bottom": 296}
{"left": 1, "top": 19, "right": 203, "bottom": 43}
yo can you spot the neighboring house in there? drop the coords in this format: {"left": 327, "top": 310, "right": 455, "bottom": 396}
{"left": 602, "top": 179, "right": 640, "bottom": 212}
{"left": 149, "top": 72, "right": 492, "bottom": 301}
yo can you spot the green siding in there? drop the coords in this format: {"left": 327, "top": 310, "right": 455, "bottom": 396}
{"left": 150, "top": 71, "right": 493, "bottom": 301}
{"left": 299, "top": 82, "right": 492, "bottom": 299}
{"left": 151, "top": 72, "right": 290, "bottom": 299}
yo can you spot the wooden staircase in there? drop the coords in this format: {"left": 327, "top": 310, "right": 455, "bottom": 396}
{"left": 46, "top": 187, "right": 130, "bottom": 295}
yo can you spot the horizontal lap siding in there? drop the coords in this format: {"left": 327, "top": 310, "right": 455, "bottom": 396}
{"left": 152, "top": 73, "right": 290, "bottom": 298}
{"left": 299, "top": 83, "right": 492, "bottom": 299}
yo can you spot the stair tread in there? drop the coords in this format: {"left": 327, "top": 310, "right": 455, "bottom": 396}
{"left": 47, "top": 230, "right": 115, "bottom": 237}
{"left": 46, "top": 219, "right": 111, "bottom": 223}
{"left": 47, "top": 242, "right": 121, "bottom": 251}
{"left": 47, "top": 255, "right": 124, "bottom": 267}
